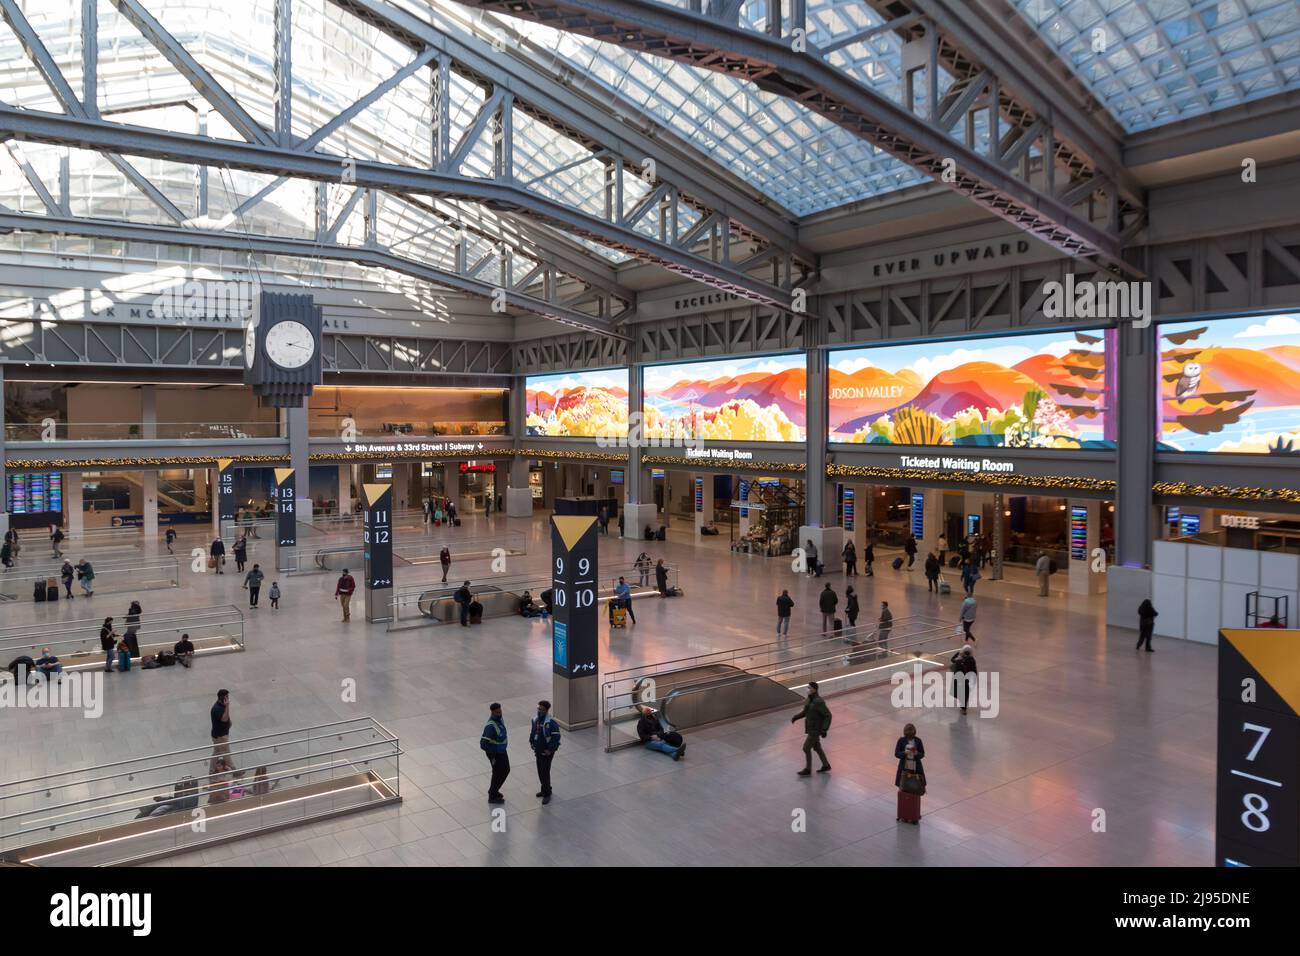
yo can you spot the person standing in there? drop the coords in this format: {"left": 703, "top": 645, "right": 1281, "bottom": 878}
{"left": 100, "top": 617, "right": 118, "bottom": 672}
{"left": 454, "top": 580, "right": 473, "bottom": 627}
{"left": 51, "top": 525, "right": 65, "bottom": 559}
{"left": 480, "top": 702, "right": 510, "bottom": 804}
{"left": 895, "top": 723, "right": 926, "bottom": 824}
{"left": 61, "top": 559, "right": 76, "bottom": 599}
{"left": 123, "top": 601, "right": 142, "bottom": 660}
{"left": 614, "top": 576, "right": 636, "bottom": 623}
{"left": 842, "top": 540, "right": 857, "bottom": 576}
{"left": 210, "top": 536, "right": 226, "bottom": 574}
{"left": 959, "top": 595, "right": 977, "bottom": 641}
{"left": 878, "top": 601, "right": 893, "bottom": 651}
{"left": 243, "top": 563, "right": 264, "bottom": 608}
{"left": 904, "top": 534, "right": 918, "bottom": 570}
{"left": 335, "top": 568, "right": 356, "bottom": 622}
{"left": 864, "top": 539, "right": 875, "bottom": 576}
{"left": 805, "top": 539, "right": 820, "bottom": 577}
{"left": 233, "top": 534, "right": 248, "bottom": 574}
{"left": 1136, "top": 598, "right": 1157, "bottom": 652}
{"left": 0, "top": 539, "right": 12, "bottom": 570}
{"left": 791, "top": 681, "right": 832, "bottom": 776}
{"left": 439, "top": 547, "right": 452, "bottom": 583}
{"left": 164, "top": 526, "right": 176, "bottom": 555}
{"left": 528, "top": 700, "right": 561, "bottom": 805}
{"left": 950, "top": 645, "right": 977, "bottom": 715}
{"left": 211, "top": 689, "right": 232, "bottom": 760}
{"left": 76, "top": 557, "right": 95, "bottom": 595}
{"left": 936, "top": 533, "right": 948, "bottom": 567}
{"left": 269, "top": 581, "right": 281, "bottom": 610}
{"left": 818, "top": 583, "right": 838, "bottom": 633}
{"left": 845, "top": 585, "right": 859, "bottom": 630}
{"left": 598, "top": 505, "right": 609, "bottom": 536}
{"left": 655, "top": 559, "right": 669, "bottom": 596}
{"left": 924, "top": 552, "right": 941, "bottom": 592}
{"left": 1035, "top": 551, "right": 1052, "bottom": 597}
{"left": 635, "top": 552, "right": 652, "bottom": 588}
{"left": 776, "top": 589, "right": 794, "bottom": 636}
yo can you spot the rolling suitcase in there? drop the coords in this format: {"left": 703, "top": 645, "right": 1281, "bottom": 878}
{"left": 833, "top": 618, "right": 843, "bottom": 633}
{"left": 891, "top": 557, "right": 904, "bottom": 570}
{"left": 453, "top": 517, "right": 462, "bottom": 527}
{"left": 33, "top": 581, "right": 46, "bottom": 603}
{"left": 938, "top": 576, "right": 951, "bottom": 595}
{"left": 897, "top": 788, "right": 921, "bottom": 824}
{"left": 47, "top": 580, "right": 59, "bottom": 601}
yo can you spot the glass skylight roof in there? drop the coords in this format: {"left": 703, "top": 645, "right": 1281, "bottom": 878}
{"left": 1011, "top": 0, "right": 1300, "bottom": 131}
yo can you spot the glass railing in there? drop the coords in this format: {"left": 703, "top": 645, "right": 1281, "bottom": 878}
{"left": 308, "top": 420, "right": 507, "bottom": 438}
{"left": 0, "top": 717, "right": 400, "bottom": 866}
{"left": 4, "top": 421, "right": 282, "bottom": 441}
{"left": 0, "top": 557, "right": 179, "bottom": 603}
{"left": 280, "top": 528, "right": 529, "bottom": 575}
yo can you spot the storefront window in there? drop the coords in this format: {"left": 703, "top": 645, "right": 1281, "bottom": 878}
{"left": 309, "top": 386, "right": 507, "bottom": 438}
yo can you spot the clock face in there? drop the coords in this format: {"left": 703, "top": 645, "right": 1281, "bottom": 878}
{"left": 265, "top": 320, "right": 315, "bottom": 370}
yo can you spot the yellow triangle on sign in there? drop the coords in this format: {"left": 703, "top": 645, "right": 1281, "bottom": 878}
{"left": 274, "top": 468, "right": 295, "bottom": 486}
{"left": 552, "top": 515, "right": 596, "bottom": 553}
{"left": 1222, "top": 628, "right": 1300, "bottom": 717}
{"left": 216, "top": 458, "right": 234, "bottom": 472}
{"left": 362, "top": 483, "right": 391, "bottom": 508}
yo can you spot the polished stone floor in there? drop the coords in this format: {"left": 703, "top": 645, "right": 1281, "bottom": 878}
{"left": 0, "top": 512, "right": 1215, "bottom": 866}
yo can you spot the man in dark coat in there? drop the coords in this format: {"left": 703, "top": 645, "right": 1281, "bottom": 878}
{"left": 791, "top": 681, "right": 832, "bottom": 776}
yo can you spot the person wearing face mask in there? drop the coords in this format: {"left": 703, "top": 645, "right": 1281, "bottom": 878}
{"left": 528, "top": 700, "right": 562, "bottom": 805}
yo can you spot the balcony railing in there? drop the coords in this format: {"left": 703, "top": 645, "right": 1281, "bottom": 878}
{"left": 307, "top": 420, "right": 507, "bottom": 438}
{"left": 5, "top": 421, "right": 283, "bottom": 441}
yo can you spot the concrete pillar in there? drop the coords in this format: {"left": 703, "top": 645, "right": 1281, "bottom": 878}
{"left": 443, "top": 462, "right": 460, "bottom": 510}
{"left": 392, "top": 462, "right": 410, "bottom": 513}
{"left": 693, "top": 473, "right": 714, "bottom": 536}
{"left": 1068, "top": 498, "right": 1103, "bottom": 595}
{"left": 209, "top": 467, "right": 221, "bottom": 537}
{"left": 141, "top": 384, "right": 157, "bottom": 440}
{"left": 287, "top": 399, "right": 313, "bottom": 524}
{"left": 1115, "top": 323, "right": 1155, "bottom": 568}
{"left": 922, "top": 489, "right": 944, "bottom": 556}
{"left": 506, "top": 456, "right": 533, "bottom": 517}
{"left": 142, "top": 469, "right": 159, "bottom": 552}
{"left": 841, "top": 482, "right": 866, "bottom": 552}
{"left": 338, "top": 464, "right": 352, "bottom": 513}
{"left": 65, "top": 471, "right": 84, "bottom": 541}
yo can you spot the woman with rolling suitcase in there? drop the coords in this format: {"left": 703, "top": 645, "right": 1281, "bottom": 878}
{"left": 895, "top": 723, "right": 926, "bottom": 824}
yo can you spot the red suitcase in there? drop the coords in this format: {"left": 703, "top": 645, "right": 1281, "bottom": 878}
{"left": 896, "top": 788, "right": 922, "bottom": 824}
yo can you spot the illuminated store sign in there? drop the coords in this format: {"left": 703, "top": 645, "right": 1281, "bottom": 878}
{"left": 685, "top": 447, "right": 756, "bottom": 461}
{"left": 343, "top": 440, "right": 493, "bottom": 456}
{"left": 898, "top": 455, "right": 1015, "bottom": 474}
{"left": 1221, "top": 515, "right": 1261, "bottom": 529}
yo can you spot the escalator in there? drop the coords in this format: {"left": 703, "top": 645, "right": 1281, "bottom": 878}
{"left": 654, "top": 664, "right": 802, "bottom": 731}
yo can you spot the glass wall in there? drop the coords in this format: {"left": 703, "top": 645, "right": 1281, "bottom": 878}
{"left": 308, "top": 386, "right": 507, "bottom": 438}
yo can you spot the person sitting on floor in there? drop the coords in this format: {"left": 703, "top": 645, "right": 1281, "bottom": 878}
{"left": 539, "top": 588, "right": 554, "bottom": 615}
{"left": 173, "top": 633, "right": 195, "bottom": 668}
{"left": 519, "top": 590, "right": 541, "bottom": 618}
{"left": 636, "top": 705, "right": 685, "bottom": 760}
{"left": 35, "top": 647, "right": 63, "bottom": 682}
{"left": 468, "top": 597, "right": 484, "bottom": 624}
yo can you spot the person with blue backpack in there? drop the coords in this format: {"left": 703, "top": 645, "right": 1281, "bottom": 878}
{"left": 528, "top": 700, "right": 562, "bottom": 805}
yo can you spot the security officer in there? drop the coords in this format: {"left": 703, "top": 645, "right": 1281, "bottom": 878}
{"left": 480, "top": 702, "right": 509, "bottom": 804}
{"left": 528, "top": 700, "right": 562, "bottom": 806}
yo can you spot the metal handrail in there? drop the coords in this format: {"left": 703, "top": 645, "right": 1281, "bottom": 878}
{"left": 0, "top": 604, "right": 242, "bottom": 642}
{"left": 0, "top": 557, "right": 178, "bottom": 584}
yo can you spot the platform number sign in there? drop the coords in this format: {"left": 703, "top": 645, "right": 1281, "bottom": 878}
{"left": 273, "top": 468, "right": 296, "bottom": 548}
{"left": 550, "top": 516, "right": 598, "bottom": 679}
{"left": 362, "top": 483, "right": 393, "bottom": 590}
{"left": 216, "top": 458, "right": 237, "bottom": 524}
{"left": 1216, "top": 628, "right": 1300, "bottom": 867}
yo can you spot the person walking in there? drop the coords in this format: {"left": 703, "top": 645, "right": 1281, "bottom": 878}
{"left": 924, "top": 552, "right": 941, "bottom": 592}
{"left": 211, "top": 689, "right": 232, "bottom": 760}
{"left": 842, "top": 540, "right": 857, "bottom": 576}
{"left": 480, "top": 702, "right": 510, "bottom": 804}
{"left": 51, "top": 525, "right": 66, "bottom": 559}
{"left": 634, "top": 552, "right": 652, "bottom": 588}
{"left": 335, "top": 568, "right": 356, "bottom": 622}
{"left": 454, "top": 580, "right": 473, "bottom": 627}
{"left": 655, "top": 559, "right": 669, "bottom": 596}
{"left": 76, "top": 558, "right": 95, "bottom": 595}
{"left": 959, "top": 594, "right": 977, "bottom": 641}
{"left": 1035, "top": 551, "right": 1052, "bottom": 597}
{"left": 776, "top": 589, "right": 794, "bottom": 636}
{"left": 100, "top": 617, "right": 118, "bottom": 672}
{"left": 791, "top": 681, "right": 832, "bottom": 776}
{"left": 598, "top": 505, "right": 609, "bottom": 535}
{"left": 904, "top": 534, "right": 918, "bottom": 570}
{"left": 164, "top": 526, "right": 176, "bottom": 555}
{"left": 864, "top": 539, "right": 875, "bottom": 576}
{"left": 61, "top": 559, "right": 76, "bottom": 599}
{"left": 0, "top": 539, "right": 12, "bottom": 571}
{"left": 528, "top": 700, "right": 561, "bottom": 805}
{"left": 243, "top": 563, "right": 264, "bottom": 608}
{"left": 818, "top": 583, "right": 838, "bottom": 634}
{"left": 1136, "top": 598, "right": 1157, "bottom": 652}
{"left": 960, "top": 558, "right": 980, "bottom": 595}
{"left": 614, "top": 576, "right": 636, "bottom": 623}
{"left": 439, "top": 547, "right": 451, "bottom": 583}
{"left": 845, "top": 585, "right": 859, "bottom": 630}
{"left": 895, "top": 723, "right": 926, "bottom": 824}
{"left": 878, "top": 601, "right": 893, "bottom": 651}
{"left": 936, "top": 533, "right": 948, "bottom": 567}
{"left": 950, "top": 645, "right": 977, "bottom": 715}
{"left": 269, "top": 581, "right": 281, "bottom": 609}
{"left": 233, "top": 535, "right": 248, "bottom": 574}
{"left": 210, "top": 536, "right": 226, "bottom": 574}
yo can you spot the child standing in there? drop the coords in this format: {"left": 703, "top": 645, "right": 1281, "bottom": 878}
{"left": 269, "top": 581, "right": 281, "bottom": 609}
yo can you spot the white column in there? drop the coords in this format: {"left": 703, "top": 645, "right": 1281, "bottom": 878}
{"left": 506, "top": 457, "right": 533, "bottom": 517}
{"left": 922, "top": 489, "right": 944, "bottom": 555}
{"left": 66, "top": 472, "right": 84, "bottom": 541}
{"left": 392, "top": 463, "right": 410, "bottom": 513}
{"left": 338, "top": 464, "right": 352, "bottom": 513}
{"left": 443, "top": 463, "right": 460, "bottom": 510}
{"left": 142, "top": 469, "right": 159, "bottom": 553}
{"left": 210, "top": 467, "right": 221, "bottom": 537}
{"left": 693, "top": 473, "right": 713, "bottom": 536}
{"left": 843, "top": 483, "right": 867, "bottom": 552}
{"left": 1068, "top": 498, "right": 1103, "bottom": 595}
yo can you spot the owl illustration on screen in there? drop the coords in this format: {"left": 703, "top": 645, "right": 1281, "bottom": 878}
{"left": 1174, "top": 362, "right": 1201, "bottom": 398}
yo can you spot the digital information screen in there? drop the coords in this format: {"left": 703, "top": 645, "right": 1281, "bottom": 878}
{"left": 842, "top": 486, "right": 854, "bottom": 532}
{"left": 695, "top": 477, "right": 703, "bottom": 513}
{"left": 910, "top": 493, "right": 924, "bottom": 539}
{"left": 6, "top": 473, "right": 62, "bottom": 514}
{"left": 1070, "top": 506, "right": 1088, "bottom": 560}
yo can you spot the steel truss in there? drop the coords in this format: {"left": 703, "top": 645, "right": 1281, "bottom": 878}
{"left": 460, "top": 0, "right": 1146, "bottom": 267}
{"left": 0, "top": 0, "right": 809, "bottom": 321}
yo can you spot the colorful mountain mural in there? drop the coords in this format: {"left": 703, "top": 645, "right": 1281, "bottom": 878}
{"left": 643, "top": 355, "right": 806, "bottom": 442}
{"left": 525, "top": 371, "right": 629, "bottom": 438}
{"left": 828, "top": 331, "right": 1114, "bottom": 449}
{"left": 1157, "top": 313, "right": 1300, "bottom": 454}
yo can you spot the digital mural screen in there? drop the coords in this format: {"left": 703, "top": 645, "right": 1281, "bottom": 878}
{"left": 524, "top": 369, "right": 629, "bottom": 439}
{"left": 1157, "top": 312, "right": 1300, "bottom": 455}
{"left": 642, "top": 354, "right": 806, "bottom": 442}
{"left": 827, "top": 329, "right": 1114, "bottom": 449}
